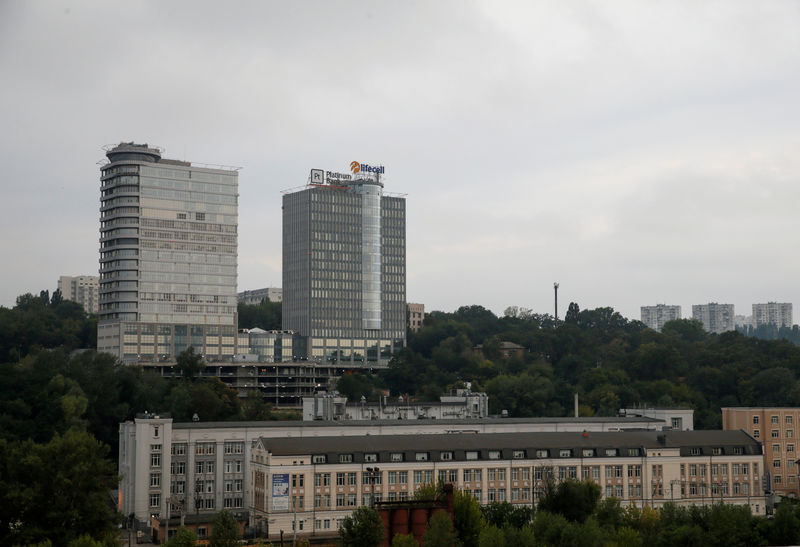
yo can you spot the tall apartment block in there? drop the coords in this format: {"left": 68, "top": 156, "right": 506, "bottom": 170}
{"left": 752, "top": 302, "right": 793, "bottom": 329}
{"left": 97, "top": 142, "right": 239, "bottom": 363}
{"left": 282, "top": 169, "right": 406, "bottom": 366}
{"left": 640, "top": 304, "right": 681, "bottom": 332}
{"left": 58, "top": 275, "right": 99, "bottom": 314}
{"left": 408, "top": 302, "right": 425, "bottom": 332}
{"left": 692, "top": 303, "right": 735, "bottom": 334}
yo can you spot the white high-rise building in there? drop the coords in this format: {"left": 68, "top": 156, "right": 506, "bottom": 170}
{"left": 97, "top": 142, "right": 239, "bottom": 363}
{"left": 692, "top": 303, "right": 735, "bottom": 334}
{"left": 752, "top": 302, "right": 793, "bottom": 328}
{"left": 640, "top": 304, "right": 681, "bottom": 332}
{"left": 57, "top": 275, "right": 99, "bottom": 314}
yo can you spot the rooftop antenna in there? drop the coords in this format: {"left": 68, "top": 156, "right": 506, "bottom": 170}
{"left": 554, "top": 282, "right": 559, "bottom": 322}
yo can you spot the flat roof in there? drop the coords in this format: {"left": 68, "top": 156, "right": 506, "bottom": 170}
{"left": 171, "top": 416, "right": 664, "bottom": 429}
{"left": 257, "top": 429, "right": 758, "bottom": 456}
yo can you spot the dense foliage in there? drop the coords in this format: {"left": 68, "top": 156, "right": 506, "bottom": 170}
{"left": 237, "top": 300, "right": 281, "bottom": 330}
{"left": 365, "top": 304, "right": 800, "bottom": 428}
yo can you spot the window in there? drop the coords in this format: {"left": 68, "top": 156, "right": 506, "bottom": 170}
{"left": 224, "top": 442, "right": 243, "bottom": 454}
{"left": 336, "top": 473, "right": 345, "bottom": 486}
{"left": 712, "top": 447, "right": 722, "bottom": 456}
{"left": 582, "top": 449, "right": 594, "bottom": 457}
{"left": 627, "top": 449, "right": 640, "bottom": 457}
{"left": 788, "top": 430, "right": 794, "bottom": 438}
{"left": 604, "top": 449, "right": 617, "bottom": 457}
{"left": 774, "top": 459, "right": 781, "bottom": 468}
{"left": 488, "top": 450, "right": 501, "bottom": 460}
{"left": 339, "top": 454, "right": 353, "bottom": 463}
{"left": 536, "top": 450, "right": 548, "bottom": 458}
{"left": 774, "top": 444, "right": 781, "bottom": 453}
{"left": 789, "top": 444, "right": 795, "bottom": 453}
{"left": 398, "top": 471, "right": 408, "bottom": 484}
{"left": 151, "top": 453, "right": 161, "bottom": 468}
{"left": 150, "top": 494, "right": 160, "bottom": 507}
{"left": 754, "top": 429, "right": 760, "bottom": 438}
{"left": 773, "top": 415, "right": 780, "bottom": 424}
{"left": 689, "top": 448, "right": 701, "bottom": 456}
{"left": 415, "top": 452, "right": 429, "bottom": 462}
{"left": 348, "top": 473, "right": 356, "bottom": 486}
{"left": 772, "top": 430, "right": 780, "bottom": 438}
{"left": 775, "top": 475, "right": 783, "bottom": 484}
{"left": 465, "top": 451, "right": 479, "bottom": 461}
{"left": 364, "top": 453, "right": 378, "bottom": 463}
{"left": 513, "top": 450, "right": 525, "bottom": 459}
{"left": 172, "top": 444, "right": 186, "bottom": 456}
{"left": 312, "top": 455, "right": 326, "bottom": 464}
{"left": 171, "top": 461, "right": 185, "bottom": 475}
{"left": 788, "top": 416, "right": 794, "bottom": 425}
{"left": 440, "top": 451, "right": 453, "bottom": 461}
{"left": 196, "top": 443, "right": 215, "bottom": 455}
{"left": 733, "top": 447, "right": 743, "bottom": 455}
{"left": 753, "top": 415, "right": 759, "bottom": 424}
{"left": 195, "top": 212, "right": 205, "bottom": 221}
{"left": 559, "top": 449, "right": 571, "bottom": 458}
{"left": 336, "top": 494, "right": 345, "bottom": 507}
{"left": 391, "top": 453, "right": 404, "bottom": 462}
{"left": 671, "top": 417, "right": 683, "bottom": 430}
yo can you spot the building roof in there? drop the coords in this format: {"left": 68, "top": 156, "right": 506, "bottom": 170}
{"left": 256, "top": 429, "right": 759, "bottom": 458}
{"left": 171, "top": 415, "right": 664, "bottom": 429}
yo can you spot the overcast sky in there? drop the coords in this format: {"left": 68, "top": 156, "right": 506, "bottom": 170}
{"left": 2, "top": 1, "right": 800, "bottom": 322}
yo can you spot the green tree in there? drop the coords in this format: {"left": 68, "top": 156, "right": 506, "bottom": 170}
{"left": 210, "top": 509, "right": 240, "bottom": 547}
{"left": 480, "top": 501, "right": 533, "bottom": 529}
{"left": 537, "top": 479, "right": 601, "bottom": 523}
{"left": 422, "top": 511, "right": 457, "bottom": 547}
{"left": 340, "top": 506, "right": 384, "bottom": 547}
{"left": 175, "top": 347, "right": 205, "bottom": 380}
{"left": 391, "top": 533, "right": 419, "bottom": 547}
{"left": 164, "top": 526, "right": 198, "bottom": 547}
{"left": 1, "top": 430, "right": 119, "bottom": 546}
{"left": 453, "top": 489, "right": 484, "bottom": 547}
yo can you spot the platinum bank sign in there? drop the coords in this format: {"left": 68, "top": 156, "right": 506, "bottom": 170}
{"left": 310, "top": 161, "right": 385, "bottom": 185}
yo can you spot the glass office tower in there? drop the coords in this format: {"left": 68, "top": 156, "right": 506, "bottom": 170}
{"left": 97, "top": 142, "right": 238, "bottom": 362}
{"left": 282, "top": 174, "right": 406, "bottom": 366}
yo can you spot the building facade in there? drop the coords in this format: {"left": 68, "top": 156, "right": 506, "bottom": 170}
{"left": 692, "top": 303, "right": 735, "bottom": 334}
{"left": 58, "top": 275, "right": 99, "bottom": 314}
{"left": 97, "top": 142, "right": 239, "bottom": 363}
{"left": 251, "top": 430, "right": 765, "bottom": 541}
{"left": 619, "top": 407, "right": 694, "bottom": 431}
{"left": 119, "top": 413, "right": 678, "bottom": 532}
{"left": 238, "top": 288, "right": 283, "bottom": 305}
{"left": 407, "top": 303, "right": 424, "bottom": 332}
{"left": 722, "top": 407, "right": 800, "bottom": 497}
{"left": 640, "top": 305, "right": 681, "bottom": 332}
{"left": 282, "top": 169, "right": 406, "bottom": 366}
{"left": 752, "top": 303, "right": 793, "bottom": 329}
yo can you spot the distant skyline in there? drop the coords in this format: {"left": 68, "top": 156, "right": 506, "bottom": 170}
{"left": 2, "top": 1, "right": 800, "bottom": 321}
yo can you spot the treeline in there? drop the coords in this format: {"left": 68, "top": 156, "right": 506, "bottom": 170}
{"left": 340, "top": 304, "right": 800, "bottom": 429}
{"left": 349, "top": 480, "right": 800, "bottom": 547}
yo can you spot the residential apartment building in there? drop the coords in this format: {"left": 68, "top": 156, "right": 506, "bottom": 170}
{"left": 722, "top": 407, "right": 800, "bottom": 497}
{"left": 119, "top": 413, "right": 677, "bottom": 534}
{"left": 407, "top": 303, "right": 424, "bottom": 332}
{"left": 57, "top": 275, "right": 99, "bottom": 314}
{"left": 692, "top": 303, "right": 735, "bottom": 334}
{"left": 640, "top": 304, "right": 681, "bottom": 332}
{"left": 238, "top": 288, "right": 282, "bottom": 305}
{"left": 282, "top": 167, "right": 406, "bottom": 366}
{"left": 251, "top": 430, "right": 765, "bottom": 542}
{"left": 97, "top": 142, "right": 239, "bottom": 363}
{"left": 752, "top": 303, "right": 793, "bottom": 329}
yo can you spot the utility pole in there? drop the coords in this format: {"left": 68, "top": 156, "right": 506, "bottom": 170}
{"left": 553, "top": 283, "right": 559, "bottom": 322}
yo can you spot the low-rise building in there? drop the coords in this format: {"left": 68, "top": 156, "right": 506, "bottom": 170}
{"left": 303, "top": 389, "right": 490, "bottom": 421}
{"left": 722, "top": 407, "right": 800, "bottom": 497}
{"left": 620, "top": 407, "right": 694, "bottom": 431}
{"left": 251, "top": 430, "right": 765, "bottom": 542}
{"left": 238, "top": 288, "right": 283, "bottom": 305}
{"left": 119, "top": 413, "right": 676, "bottom": 536}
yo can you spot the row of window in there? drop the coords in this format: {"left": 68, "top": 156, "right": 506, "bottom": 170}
{"left": 753, "top": 429, "right": 794, "bottom": 439}
{"left": 315, "top": 447, "right": 654, "bottom": 464}
{"left": 680, "top": 463, "right": 758, "bottom": 476}
{"left": 753, "top": 415, "right": 794, "bottom": 425}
